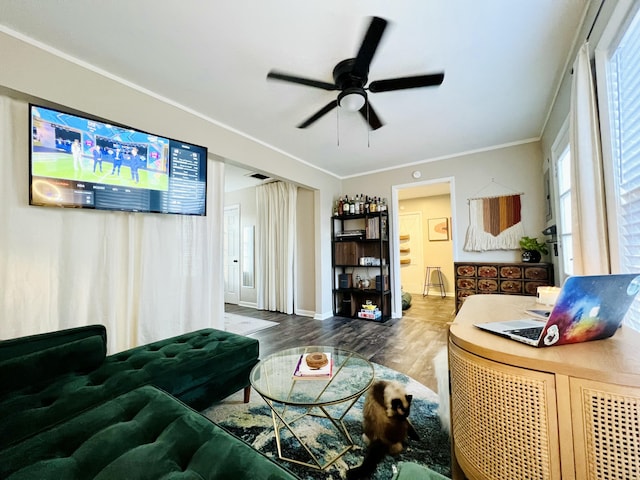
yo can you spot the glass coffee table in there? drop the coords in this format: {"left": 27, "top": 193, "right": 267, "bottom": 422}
{"left": 250, "top": 346, "right": 375, "bottom": 470}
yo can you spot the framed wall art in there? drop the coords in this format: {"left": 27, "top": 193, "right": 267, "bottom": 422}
{"left": 428, "top": 217, "right": 449, "bottom": 241}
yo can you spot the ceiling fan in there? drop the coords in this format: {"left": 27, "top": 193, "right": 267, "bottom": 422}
{"left": 266, "top": 16, "right": 444, "bottom": 130}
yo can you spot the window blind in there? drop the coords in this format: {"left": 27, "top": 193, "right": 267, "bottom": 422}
{"left": 608, "top": 8, "right": 640, "bottom": 330}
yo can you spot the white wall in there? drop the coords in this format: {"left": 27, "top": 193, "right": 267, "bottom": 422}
{"left": 2, "top": 27, "right": 575, "bottom": 321}
{"left": 343, "top": 141, "right": 547, "bottom": 316}
{"left": 344, "top": 141, "right": 547, "bottom": 262}
{"left": 296, "top": 188, "right": 316, "bottom": 316}
{"left": 224, "top": 184, "right": 317, "bottom": 316}
{"left": 0, "top": 30, "right": 341, "bottom": 319}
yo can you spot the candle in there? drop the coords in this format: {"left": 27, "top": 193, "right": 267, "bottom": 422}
{"left": 537, "top": 286, "right": 561, "bottom": 305}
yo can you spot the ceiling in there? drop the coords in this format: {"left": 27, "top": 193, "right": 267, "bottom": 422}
{"left": 0, "top": 1, "right": 588, "bottom": 181}
{"left": 225, "top": 164, "right": 272, "bottom": 193}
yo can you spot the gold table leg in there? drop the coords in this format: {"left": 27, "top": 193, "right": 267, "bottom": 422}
{"left": 258, "top": 393, "right": 364, "bottom": 470}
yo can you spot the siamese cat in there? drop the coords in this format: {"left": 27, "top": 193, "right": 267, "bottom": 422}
{"left": 347, "top": 380, "right": 419, "bottom": 479}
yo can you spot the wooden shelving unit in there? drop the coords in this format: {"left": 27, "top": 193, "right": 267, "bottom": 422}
{"left": 331, "top": 212, "right": 391, "bottom": 321}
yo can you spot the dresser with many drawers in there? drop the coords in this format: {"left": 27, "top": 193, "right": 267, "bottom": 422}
{"left": 454, "top": 261, "right": 554, "bottom": 311}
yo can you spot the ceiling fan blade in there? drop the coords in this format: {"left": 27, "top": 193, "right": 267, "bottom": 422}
{"left": 267, "top": 70, "right": 338, "bottom": 91}
{"left": 359, "top": 102, "right": 384, "bottom": 130}
{"left": 368, "top": 73, "right": 445, "bottom": 93}
{"left": 297, "top": 100, "right": 338, "bottom": 128}
{"left": 351, "top": 16, "right": 388, "bottom": 80}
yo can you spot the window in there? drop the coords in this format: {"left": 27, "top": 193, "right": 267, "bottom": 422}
{"left": 557, "top": 146, "right": 573, "bottom": 277}
{"left": 598, "top": 2, "right": 640, "bottom": 329}
{"left": 551, "top": 119, "right": 573, "bottom": 283}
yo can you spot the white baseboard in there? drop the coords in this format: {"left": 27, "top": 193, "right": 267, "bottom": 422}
{"left": 294, "top": 308, "right": 316, "bottom": 318}
{"left": 313, "top": 310, "right": 333, "bottom": 320}
{"left": 234, "top": 302, "right": 321, "bottom": 319}
{"left": 237, "top": 301, "right": 258, "bottom": 309}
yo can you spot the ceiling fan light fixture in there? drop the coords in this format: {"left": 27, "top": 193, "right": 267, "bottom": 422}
{"left": 338, "top": 89, "right": 366, "bottom": 112}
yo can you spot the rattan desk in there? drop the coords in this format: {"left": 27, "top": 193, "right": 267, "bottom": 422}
{"left": 449, "top": 294, "right": 640, "bottom": 480}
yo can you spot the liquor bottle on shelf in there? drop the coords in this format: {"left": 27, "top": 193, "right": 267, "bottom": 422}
{"left": 364, "top": 196, "right": 370, "bottom": 214}
{"left": 349, "top": 197, "right": 355, "bottom": 215}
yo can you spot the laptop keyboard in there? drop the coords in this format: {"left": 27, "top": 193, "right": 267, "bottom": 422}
{"left": 506, "top": 327, "right": 543, "bottom": 340}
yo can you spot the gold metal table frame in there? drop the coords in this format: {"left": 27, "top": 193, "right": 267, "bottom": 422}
{"left": 250, "top": 346, "right": 375, "bottom": 470}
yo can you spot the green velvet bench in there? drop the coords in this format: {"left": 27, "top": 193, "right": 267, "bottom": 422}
{"left": 0, "top": 385, "right": 296, "bottom": 479}
{"left": 0, "top": 324, "right": 281, "bottom": 478}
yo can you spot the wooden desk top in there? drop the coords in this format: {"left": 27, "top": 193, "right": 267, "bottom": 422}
{"left": 450, "top": 294, "right": 640, "bottom": 386}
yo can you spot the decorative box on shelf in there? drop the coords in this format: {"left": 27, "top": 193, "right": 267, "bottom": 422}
{"left": 358, "top": 303, "right": 381, "bottom": 320}
{"left": 358, "top": 310, "right": 382, "bottom": 320}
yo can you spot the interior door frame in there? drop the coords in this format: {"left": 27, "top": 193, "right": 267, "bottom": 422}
{"left": 391, "top": 176, "right": 456, "bottom": 318}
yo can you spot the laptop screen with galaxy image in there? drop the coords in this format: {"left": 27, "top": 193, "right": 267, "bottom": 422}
{"left": 475, "top": 274, "right": 640, "bottom": 347}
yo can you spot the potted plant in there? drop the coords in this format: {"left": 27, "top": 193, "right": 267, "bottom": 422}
{"left": 519, "top": 236, "right": 549, "bottom": 263}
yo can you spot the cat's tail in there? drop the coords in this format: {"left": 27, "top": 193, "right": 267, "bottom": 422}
{"left": 346, "top": 439, "right": 388, "bottom": 479}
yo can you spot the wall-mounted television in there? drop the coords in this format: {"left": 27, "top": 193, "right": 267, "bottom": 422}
{"left": 29, "top": 104, "right": 208, "bottom": 216}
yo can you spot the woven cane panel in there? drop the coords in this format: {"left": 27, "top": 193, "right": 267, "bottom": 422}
{"left": 450, "top": 344, "right": 555, "bottom": 480}
{"left": 580, "top": 385, "right": 640, "bottom": 479}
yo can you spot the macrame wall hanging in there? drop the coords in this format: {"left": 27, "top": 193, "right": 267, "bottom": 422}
{"left": 464, "top": 180, "right": 524, "bottom": 252}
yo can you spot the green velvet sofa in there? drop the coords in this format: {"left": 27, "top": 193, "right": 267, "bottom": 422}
{"left": 0, "top": 325, "right": 298, "bottom": 480}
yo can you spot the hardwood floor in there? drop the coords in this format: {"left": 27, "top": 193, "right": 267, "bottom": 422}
{"left": 225, "top": 293, "right": 455, "bottom": 393}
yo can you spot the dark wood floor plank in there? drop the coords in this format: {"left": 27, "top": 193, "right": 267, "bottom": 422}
{"left": 225, "top": 294, "right": 455, "bottom": 393}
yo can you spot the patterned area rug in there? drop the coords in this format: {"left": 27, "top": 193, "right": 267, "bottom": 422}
{"left": 203, "top": 363, "right": 451, "bottom": 480}
{"left": 224, "top": 312, "right": 278, "bottom": 336}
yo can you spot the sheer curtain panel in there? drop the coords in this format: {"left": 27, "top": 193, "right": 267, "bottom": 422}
{"left": 598, "top": 4, "right": 640, "bottom": 330}
{"left": 0, "top": 96, "right": 225, "bottom": 352}
{"left": 256, "top": 181, "right": 297, "bottom": 314}
{"left": 569, "top": 42, "right": 610, "bottom": 275}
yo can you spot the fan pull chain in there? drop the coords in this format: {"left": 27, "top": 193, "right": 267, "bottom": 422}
{"left": 336, "top": 101, "right": 340, "bottom": 146}
{"left": 367, "top": 100, "right": 371, "bottom": 148}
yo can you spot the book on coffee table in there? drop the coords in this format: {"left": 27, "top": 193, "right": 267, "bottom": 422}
{"left": 292, "top": 353, "right": 333, "bottom": 380}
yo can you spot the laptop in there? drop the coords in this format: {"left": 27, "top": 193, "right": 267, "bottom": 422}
{"left": 474, "top": 274, "right": 640, "bottom": 347}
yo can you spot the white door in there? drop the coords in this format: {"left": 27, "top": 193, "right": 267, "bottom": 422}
{"left": 224, "top": 205, "right": 240, "bottom": 304}
{"left": 399, "top": 212, "right": 424, "bottom": 294}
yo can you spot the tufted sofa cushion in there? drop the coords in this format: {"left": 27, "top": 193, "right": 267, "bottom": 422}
{"left": 103, "top": 328, "right": 259, "bottom": 409}
{"left": 0, "top": 327, "right": 259, "bottom": 450}
{"left": 0, "top": 325, "right": 107, "bottom": 395}
{"left": 0, "top": 385, "right": 297, "bottom": 480}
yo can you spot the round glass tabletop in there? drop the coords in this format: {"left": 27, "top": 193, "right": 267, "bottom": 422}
{"left": 250, "top": 346, "right": 374, "bottom": 406}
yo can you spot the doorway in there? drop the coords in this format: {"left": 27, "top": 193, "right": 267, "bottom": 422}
{"left": 392, "top": 178, "right": 455, "bottom": 316}
{"left": 398, "top": 212, "right": 425, "bottom": 293}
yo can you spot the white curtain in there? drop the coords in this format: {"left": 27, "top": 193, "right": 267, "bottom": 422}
{"left": 255, "top": 181, "right": 297, "bottom": 314}
{"left": 0, "top": 96, "right": 225, "bottom": 353}
{"left": 569, "top": 42, "right": 610, "bottom": 275}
